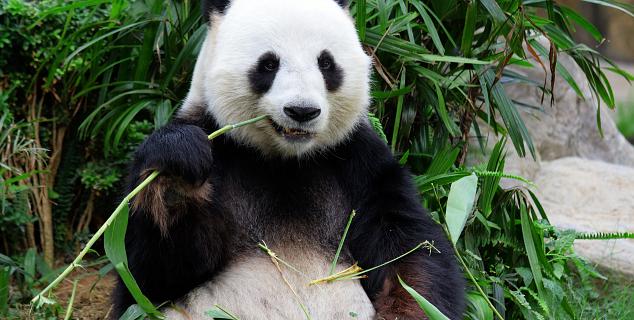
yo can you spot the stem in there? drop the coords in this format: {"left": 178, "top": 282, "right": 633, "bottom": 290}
{"left": 32, "top": 115, "right": 269, "bottom": 305}
{"left": 338, "top": 241, "right": 428, "bottom": 279}
{"left": 329, "top": 210, "right": 356, "bottom": 276}
{"left": 63, "top": 280, "right": 78, "bottom": 320}
{"left": 207, "top": 115, "right": 268, "bottom": 140}
{"left": 453, "top": 245, "right": 505, "bottom": 320}
{"left": 214, "top": 304, "right": 241, "bottom": 320}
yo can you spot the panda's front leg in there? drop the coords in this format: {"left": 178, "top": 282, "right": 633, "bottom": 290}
{"left": 112, "top": 122, "right": 228, "bottom": 317}
{"left": 348, "top": 163, "right": 466, "bottom": 320}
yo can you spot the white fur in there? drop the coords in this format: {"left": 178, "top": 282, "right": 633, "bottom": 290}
{"left": 162, "top": 247, "right": 375, "bottom": 319}
{"left": 180, "top": 0, "right": 372, "bottom": 157}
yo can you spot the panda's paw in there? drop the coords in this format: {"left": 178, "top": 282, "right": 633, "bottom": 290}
{"left": 134, "top": 123, "right": 214, "bottom": 187}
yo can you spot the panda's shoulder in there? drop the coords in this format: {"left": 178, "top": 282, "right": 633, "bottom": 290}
{"left": 339, "top": 120, "right": 392, "bottom": 161}
{"left": 331, "top": 119, "right": 396, "bottom": 178}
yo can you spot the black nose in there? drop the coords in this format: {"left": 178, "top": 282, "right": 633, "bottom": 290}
{"left": 283, "top": 106, "right": 321, "bottom": 122}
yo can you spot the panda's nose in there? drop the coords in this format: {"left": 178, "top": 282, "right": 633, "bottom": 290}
{"left": 283, "top": 105, "right": 321, "bottom": 123}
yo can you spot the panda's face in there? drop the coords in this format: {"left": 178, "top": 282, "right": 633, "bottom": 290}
{"left": 190, "top": 0, "right": 371, "bottom": 157}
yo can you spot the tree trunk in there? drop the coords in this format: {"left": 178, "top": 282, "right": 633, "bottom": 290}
{"left": 28, "top": 93, "right": 55, "bottom": 266}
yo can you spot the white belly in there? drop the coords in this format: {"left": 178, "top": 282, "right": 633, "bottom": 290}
{"left": 162, "top": 247, "right": 376, "bottom": 320}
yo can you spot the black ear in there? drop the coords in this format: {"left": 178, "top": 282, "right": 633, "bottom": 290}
{"left": 335, "top": 0, "right": 348, "bottom": 8}
{"left": 201, "top": 0, "right": 231, "bottom": 22}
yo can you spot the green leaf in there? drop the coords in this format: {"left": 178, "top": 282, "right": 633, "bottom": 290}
{"left": 411, "top": 1, "right": 445, "bottom": 55}
{"left": 460, "top": 1, "right": 478, "bottom": 56}
{"left": 120, "top": 304, "right": 148, "bottom": 320}
{"left": 477, "top": 66, "right": 536, "bottom": 158}
{"left": 445, "top": 174, "right": 478, "bottom": 244}
{"left": 415, "top": 172, "right": 471, "bottom": 193}
{"left": 104, "top": 205, "right": 163, "bottom": 318}
{"left": 582, "top": 0, "right": 634, "bottom": 18}
{"left": 479, "top": 0, "right": 507, "bottom": 23}
{"left": 519, "top": 200, "right": 546, "bottom": 299}
{"left": 0, "top": 267, "right": 9, "bottom": 316}
{"left": 398, "top": 276, "right": 450, "bottom": 320}
{"left": 433, "top": 83, "right": 460, "bottom": 136}
{"left": 467, "top": 292, "right": 494, "bottom": 320}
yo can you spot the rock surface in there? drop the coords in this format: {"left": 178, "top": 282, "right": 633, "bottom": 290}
{"left": 532, "top": 157, "right": 634, "bottom": 275}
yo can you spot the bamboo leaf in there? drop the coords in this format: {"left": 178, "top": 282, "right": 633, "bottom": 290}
{"left": 104, "top": 205, "right": 163, "bottom": 318}
{"left": 445, "top": 174, "right": 478, "bottom": 244}
{"left": 398, "top": 276, "right": 451, "bottom": 320}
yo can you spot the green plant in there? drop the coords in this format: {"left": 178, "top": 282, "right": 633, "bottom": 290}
{"left": 616, "top": 100, "right": 634, "bottom": 140}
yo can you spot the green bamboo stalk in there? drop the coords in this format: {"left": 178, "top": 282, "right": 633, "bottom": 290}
{"left": 329, "top": 210, "right": 356, "bottom": 276}
{"left": 63, "top": 280, "right": 78, "bottom": 320}
{"left": 31, "top": 115, "right": 268, "bottom": 305}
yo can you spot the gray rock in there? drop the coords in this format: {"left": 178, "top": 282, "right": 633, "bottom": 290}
{"left": 533, "top": 157, "right": 634, "bottom": 275}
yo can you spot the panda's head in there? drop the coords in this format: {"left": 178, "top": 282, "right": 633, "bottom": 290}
{"left": 182, "top": 0, "right": 372, "bottom": 157}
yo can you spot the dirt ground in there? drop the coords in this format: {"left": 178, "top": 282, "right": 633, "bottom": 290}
{"left": 15, "top": 270, "right": 117, "bottom": 320}
{"left": 56, "top": 272, "right": 117, "bottom": 320}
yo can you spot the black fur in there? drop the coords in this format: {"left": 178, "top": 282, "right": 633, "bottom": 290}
{"left": 112, "top": 111, "right": 465, "bottom": 319}
{"left": 318, "top": 50, "right": 344, "bottom": 92}
{"left": 248, "top": 51, "right": 280, "bottom": 94}
{"left": 201, "top": 0, "right": 230, "bottom": 22}
{"left": 133, "top": 124, "right": 214, "bottom": 186}
{"left": 335, "top": 0, "right": 349, "bottom": 8}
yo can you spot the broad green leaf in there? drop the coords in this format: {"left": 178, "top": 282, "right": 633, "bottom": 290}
{"left": 445, "top": 173, "right": 478, "bottom": 244}
{"left": 461, "top": 1, "right": 478, "bottom": 56}
{"left": 479, "top": 0, "right": 507, "bottom": 23}
{"left": 466, "top": 292, "right": 494, "bottom": 320}
{"left": 425, "top": 145, "right": 460, "bottom": 176}
{"left": 104, "top": 205, "right": 163, "bottom": 318}
{"left": 398, "top": 276, "right": 450, "bottom": 320}
{"left": 519, "top": 201, "right": 546, "bottom": 299}
{"left": 355, "top": 0, "right": 367, "bottom": 41}
{"left": 120, "top": 304, "right": 148, "bottom": 320}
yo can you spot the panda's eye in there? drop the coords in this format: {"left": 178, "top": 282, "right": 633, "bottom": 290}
{"left": 263, "top": 59, "right": 279, "bottom": 72}
{"left": 318, "top": 56, "right": 333, "bottom": 70}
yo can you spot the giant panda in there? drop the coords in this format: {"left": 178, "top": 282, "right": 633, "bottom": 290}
{"left": 112, "top": 0, "right": 465, "bottom": 319}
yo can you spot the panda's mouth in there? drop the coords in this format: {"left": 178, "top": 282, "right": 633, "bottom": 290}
{"left": 269, "top": 120, "right": 314, "bottom": 141}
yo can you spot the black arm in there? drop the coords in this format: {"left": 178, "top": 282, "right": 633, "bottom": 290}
{"left": 112, "top": 121, "right": 229, "bottom": 317}
{"left": 344, "top": 125, "right": 465, "bottom": 320}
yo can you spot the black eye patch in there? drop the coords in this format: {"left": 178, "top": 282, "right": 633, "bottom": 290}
{"left": 248, "top": 52, "right": 280, "bottom": 94}
{"left": 317, "top": 50, "right": 343, "bottom": 92}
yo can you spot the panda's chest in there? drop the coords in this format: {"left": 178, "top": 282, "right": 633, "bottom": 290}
{"left": 216, "top": 163, "right": 350, "bottom": 246}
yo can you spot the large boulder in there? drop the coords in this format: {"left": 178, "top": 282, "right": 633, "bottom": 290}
{"left": 532, "top": 157, "right": 634, "bottom": 275}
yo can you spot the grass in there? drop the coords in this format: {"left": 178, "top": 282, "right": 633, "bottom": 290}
{"left": 572, "top": 269, "right": 634, "bottom": 320}
{"left": 616, "top": 98, "right": 634, "bottom": 142}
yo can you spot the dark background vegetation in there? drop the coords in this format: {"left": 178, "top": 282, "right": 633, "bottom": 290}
{"left": 1, "top": 0, "right": 633, "bottom": 319}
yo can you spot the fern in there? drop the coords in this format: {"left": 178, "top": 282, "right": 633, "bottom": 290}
{"left": 574, "top": 231, "right": 634, "bottom": 240}
{"left": 473, "top": 170, "right": 534, "bottom": 186}
{"left": 368, "top": 113, "right": 388, "bottom": 143}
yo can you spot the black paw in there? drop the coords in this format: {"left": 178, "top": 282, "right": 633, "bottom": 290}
{"left": 133, "top": 124, "right": 213, "bottom": 186}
